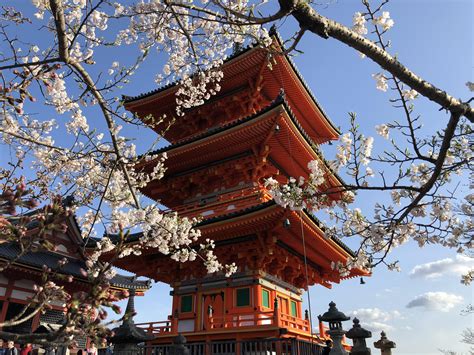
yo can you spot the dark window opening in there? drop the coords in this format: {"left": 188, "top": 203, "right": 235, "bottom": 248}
{"left": 181, "top": 295, "right": 193, "bottom": 313}
{"left": 236, "top": 288, "right": 250, "bottom": 307}
{"left": 4, "top": 302, "right": 33, "bottom": 334}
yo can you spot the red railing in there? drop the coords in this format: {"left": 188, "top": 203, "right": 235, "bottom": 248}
{"left": 280, "top": 313, "right": 311, "bottom": 332}
{"left": 135, "top": 320, "right": 173, "bottom": 335}
{"left": 208, "top": 311, "right": 274, "bottom": 329}
{"left": 135, "top": 310, "right": 313, "bottom": 337}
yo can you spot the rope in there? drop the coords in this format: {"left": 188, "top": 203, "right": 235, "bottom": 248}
{"left": 274, "top": 47, "right": 316, "bottom": 349}
{"left": 284, "top": 112, "right": 317, "bottom": 346}
{"left": 299, "top": 210, "right": 316, "bottom": 348}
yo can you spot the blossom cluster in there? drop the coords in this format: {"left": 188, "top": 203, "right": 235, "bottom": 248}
{"left": 116, "top": 0, "right": 271, "bottom": 115}
{"left": 372, "top": 11, "right": 394, "bottom": 31}
{"left": 352, "top": 12, "right": 368, "bottom": 36}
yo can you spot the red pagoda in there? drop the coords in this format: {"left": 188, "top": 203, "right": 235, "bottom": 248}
{"left": 113, "top": 35, "right": 367, "bottom": 351}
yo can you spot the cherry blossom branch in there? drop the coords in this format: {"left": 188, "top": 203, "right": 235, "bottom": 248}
{"left": 0, "top": 300, "right": 48, "bottom": 328}
{"left": 67, "top": 0, "right": 106, "bottom": 51}
{"left": 42, "top": 0, "right": 141, "bottom": 209}
{"left": 49, "top": 0, "right": 69, "bottom": 63}
{"left": 0, "top": 128, "right": 63, "bottom": 151}
{"left": 211, "top": 0, "right": 294, "bottom": 25}
{"left": 395, "top": 111, "right": 461, "bottom": 223}
{"left": 164, "top": 0, "right": 199, "bottom": 62}
{"left": 68, "top": 60, "right": 141, "bottom": 208}
{"left": 0, "top": 58, "right": 60, "bottom": 71}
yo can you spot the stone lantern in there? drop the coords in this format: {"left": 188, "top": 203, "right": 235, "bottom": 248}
{"left": 110, "top": 289, "right": 154, "bottom": 352}
{"left": 318, "top": 301, "right": 351, "bottom": 355}
{"left": 170, "top": 334, "right": 190, "bottom": 355}
{"left": 374, "top": 331, "right": 396, "bottom": 355}
{"left": 346, "top": 318, "right": 372, "bottom": 355}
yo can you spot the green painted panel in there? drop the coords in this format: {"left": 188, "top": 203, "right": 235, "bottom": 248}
{"left": 290, "top": 301, "right": 297, "bottom": 317}
{"left": 262, "top": 289, "right": 270, "bottom": 308}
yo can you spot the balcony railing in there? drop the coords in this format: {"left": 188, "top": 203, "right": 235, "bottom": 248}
{"left": 136, "top": 310, "right": 312, "bottom": 337}
{"left": 99, "top": 338, "right": 325, "bottom": 355}
{"left": 209, "top": 311, "right": 274, "bottom": 329}
{"left": 136, "top": 320, "right": 173, "bottom": 335}
{"left": 280, "top": 313, "right": 311, "bottom": 333}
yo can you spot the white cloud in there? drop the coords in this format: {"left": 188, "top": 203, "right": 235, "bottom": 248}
{"left": 349, "top": 308, "right": 401, "bottom": 332}
{"left": 406, "top": 291, "right": 463, "bottom": 312}
{"left": 409, "top": 255, "right": 474, "bottom": 279}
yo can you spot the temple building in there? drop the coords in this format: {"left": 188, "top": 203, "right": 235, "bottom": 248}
{"left": 0, "top": 206, "right": 150, "bottom": 348}
{"left": 111, "top": 34, "right": 368, "bottom": 351}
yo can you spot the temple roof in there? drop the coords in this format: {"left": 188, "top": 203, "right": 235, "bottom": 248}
{"left": 6, "top": 206, "right": 151, "bottom": 291}
{"left": 0, "top": 242, "right": 151, "bottom": 291}
{"left": 17, "top": 198, "right": 84, "bottom": 247}
{"left": 0, "top": 242, "right": 87, "bottom": 279}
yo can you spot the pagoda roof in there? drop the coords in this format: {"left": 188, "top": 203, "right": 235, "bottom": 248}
{"left": 123, "top": 34, "right": 338, "bottom": 133}
{"left": 124, "top": 34, "right": 339, "bottom": 144}
{"left": 138, "top": 95, "right": 343, "bottom": 204}
{"left": 103, "top": 201, "right": 356, "bottom": 263}
{"left": 103, "top": 201, "right": 368, "bottom": 285}
{"left": 198, "top": 200, "right": 354, "bottom": 257}
{"left": 195, "top": 202, "right": 357, "bottom": 266}
{"left": 122, "top": 44, "right": 255, "bottom": 104}
{"left": 142, "top": 93, "right": 311, "bottom": 156}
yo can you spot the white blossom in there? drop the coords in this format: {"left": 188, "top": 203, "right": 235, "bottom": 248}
{"left": 366, "top": 167, "right": 374, "bottom": 177}
{"left": 372, "top": 73, "right": 388, "bottom": 92}
{"left": 375, "top": 124, "right": 390, "bottom": 139}
{"left": 352, "top": 12, "right": 368, "bottom": 35}
{"left": 402, "top": 89, "right": 418, "bottom": 100}
{"left": 373, "top": 11, "right": 395, "bottom": 31}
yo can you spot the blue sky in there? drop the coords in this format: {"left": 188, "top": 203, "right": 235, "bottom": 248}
{"left": 1, "top": 1, "right": 472, "bottom": 354}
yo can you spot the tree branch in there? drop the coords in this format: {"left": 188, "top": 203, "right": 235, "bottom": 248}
{"left": 284, "top": 0, "right": 473, "bottom": 121}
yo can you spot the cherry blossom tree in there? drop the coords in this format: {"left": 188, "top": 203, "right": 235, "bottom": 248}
{"left": 0, "top": 0, "right": 472, "bottom": 344}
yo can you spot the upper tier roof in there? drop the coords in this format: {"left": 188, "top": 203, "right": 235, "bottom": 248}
{"left": 123, "top": 34, "right": 339, "bottom": 144}
{"left": 137, "top": 95, "right": 344, "bottom": 210}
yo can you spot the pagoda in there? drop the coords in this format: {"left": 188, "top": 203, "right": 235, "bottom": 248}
{"left": 112, "top": 35, "right": 367, "bottom": 349}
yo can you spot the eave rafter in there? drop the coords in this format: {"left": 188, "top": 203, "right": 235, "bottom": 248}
{"left": 139, "top": 103, "right": 343, "bottom": 209}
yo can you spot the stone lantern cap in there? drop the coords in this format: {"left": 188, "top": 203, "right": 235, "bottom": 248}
{"left": 346, "top": 318, "right": 372, "bottom": 339}
{"left": 318, "top": 301, "right": 350, "bottom": 323}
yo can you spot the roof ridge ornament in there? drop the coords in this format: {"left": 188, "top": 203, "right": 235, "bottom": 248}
{"left": 269, "top": 24, "right": 278, "bottom": 37}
